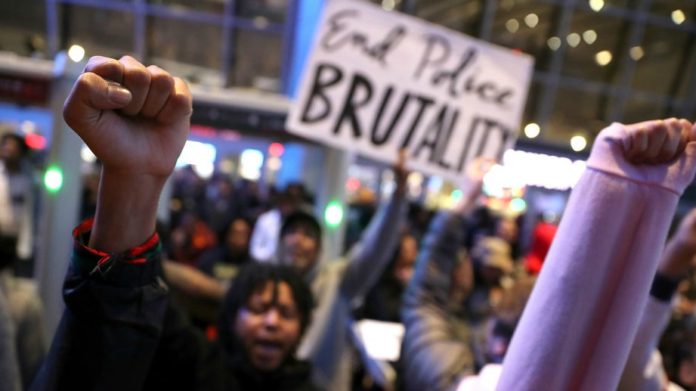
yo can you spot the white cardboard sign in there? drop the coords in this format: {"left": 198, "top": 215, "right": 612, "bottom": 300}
{"left": 287, "top": 0, "right": 534, "bottom": 182}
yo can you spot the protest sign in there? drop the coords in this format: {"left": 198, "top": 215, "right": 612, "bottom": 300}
{"left": 286, "top": 0, "right": 534, "bottom": 182}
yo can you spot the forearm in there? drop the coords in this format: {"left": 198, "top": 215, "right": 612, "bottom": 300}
{"left": 618, "top": 292, "right": 673, "bottom": 391}
{"left": 163, "top": 260, "right": 226, "bottom": 301}
{"left": 498, "top": 168, "right": 679, "bottom": 391}
{"left": 89, "top": 169, "right": 166, "bottom": 252}
{"left": 342, "top": 189, "right": 407, "bottom": 299}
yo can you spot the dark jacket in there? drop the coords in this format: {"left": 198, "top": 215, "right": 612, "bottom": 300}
{"left": 30, "top": 230, "right": 320, "bottom": 391}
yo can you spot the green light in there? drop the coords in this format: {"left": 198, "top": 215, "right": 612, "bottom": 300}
{"left": 44, "top": 165, "right": 63, "bottom": 193}
{"left": 510, "top": 198, "right": 527, "bottom": 213}
{"left": 450, "top": 189, "right": 463, "bottom": 202}
{"left": 324, "top": 200, "right": 344, "bottom": 229}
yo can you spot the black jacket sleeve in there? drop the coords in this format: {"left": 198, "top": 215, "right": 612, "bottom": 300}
{"left": 30, "top": 228, "right": 169, "bottom": 391}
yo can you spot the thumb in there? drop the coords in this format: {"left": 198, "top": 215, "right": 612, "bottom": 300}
{"left": 63, "top": 72, "right": 132, "bottom": 133}
{"left": 678, "top": 124, "right": 696, "bottom": 184}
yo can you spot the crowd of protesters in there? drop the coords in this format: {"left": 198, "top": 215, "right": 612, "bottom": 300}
{"left": 3, "top": 55, "right": 696, "bottom": 391}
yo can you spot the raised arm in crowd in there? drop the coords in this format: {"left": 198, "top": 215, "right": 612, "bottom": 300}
{"left": 401, "top": 118, "right": 696, "bottom": 391}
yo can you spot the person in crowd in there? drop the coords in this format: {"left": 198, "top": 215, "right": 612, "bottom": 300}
{"left": 274, "top": 157, "right": 406, "bottom": 391}
{"left": 31, "top": 55, "right": 321, "bottom": 391}
{"left": 198, "top": 217, "right": 254, "bottom": 284}
{"left": 0, "top": 254, "right": 45, "bottom": 390}
{"left": 0, "top": 288, "right": 21, "bottom": 391}
{"left": 523, "top": 214, "right": 557, "bottom": 275}
{"left": 402, "top": 117, "right": 696, "bottom": 390}
{"left": 250, "top": 182, "right": 306, "bottom": 263}
{"left": 356, "top": 233, "right": 419, "bottom": 323}
{"left": 0, "top": 132, "right": 36, "bottom": 263}
{"left": 202, "top": 175, "right": 240, "bottom": 238}
{"left": 466, "top": 235, "right": 515, "bottom": 325}
{"left": 493, "top": 216, "right": 520, "bottom": 259}
{"left": 168, "top": 210, "right": 218, "bottom": 265}
{"left": 0, "top": 133, "right": 45, "bottom": 389}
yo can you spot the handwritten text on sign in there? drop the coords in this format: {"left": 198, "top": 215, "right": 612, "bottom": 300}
{"left": 286, "top": 0, "right": 534, "bottom": 182}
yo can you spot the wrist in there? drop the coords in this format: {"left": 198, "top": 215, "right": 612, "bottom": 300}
{"left": 88, "top": 168, "right": 167, "bottom": 252}
{"left": 657, "top": 242, "right": 693, "bottom": 280}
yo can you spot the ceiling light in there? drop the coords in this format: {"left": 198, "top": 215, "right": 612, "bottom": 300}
{"left": 582, "top": 30, "right": 597, "bottom": 45}
{"left": 506, "top": 19, "right": 520, "bottom": 33}
{"left": 672, "top": 9, "right": 686, "bottom": 25}
{"left": 547, "top": 36, "right": 562, "bottom": 51}
{"left": 589, "top": 0, "right": 604, "bottom": 12}
{"left": 524, "top": 123, "right": 541, "bottom": 139}
{"left": 567, "top": 33, "right": 581, "bottom": 47}
{"left": 595, "top": 50, "right": 612, "bottom": 66}
{"left": 629, "top": 46, "right": 644, "bottom": 61}
{"left": 524, "top": 13, "right": 539, "bottom": 28}
{"left": 570, "top": 135, "right": 587, "bottom": 152}
{"left": 68, "top": 44, "right": 85, "bottom": 62}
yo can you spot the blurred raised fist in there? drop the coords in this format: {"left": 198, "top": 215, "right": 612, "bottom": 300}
{"left": 589, "top": 118, "right": 696, "bottom": 195}
{"left": 63, "top": 55, "right": 192, "bottom": 179}
{"left": 393, "top": 149, "right": 409, "bottom": 195}
{"left": 621, "top": 118, "right": 692, "bottom": 165}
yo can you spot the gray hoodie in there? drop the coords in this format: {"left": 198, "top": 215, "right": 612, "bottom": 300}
{"left": 296, "top": 191, "right": 406, "bottom": 391}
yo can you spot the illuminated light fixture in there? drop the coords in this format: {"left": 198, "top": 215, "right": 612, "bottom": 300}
{"left": 324, "top": 200, "right": 344, "bottom": 229}
{"left": 630, "top": 46, "right": 645, "bottom": 61}
{"left": 582, "top": 29, "right": 597, "bottom": 45}
{"left": 595, "top": 50, "right": 613, "bottom": 66}
{"left": 68, "top": 44, "right": 85, "bottom": 62}
{"left": 589, "top": 0, "right": 604, "bottom": 12}
{"left": 547, "top": 36, "right": 562, "bottom": 51}
{"left": 570, "top": 135, "right": 588, "bottom": 152}
{"left": 44, "top": 165, "right": 64, "bottom": 194}
{"left": 510, "top": 198, "right": 527, "bottom": 213}
{"left": 268, "top": 142, "right": 285, "bottom": 157}
{"left": 25, "top": 133, "right": 46, "bottom": 150}
{"left": 239, "top": 148, "right": 264, "bottom": 181}
{"left": 382, "top": 0, "right": 395, "bottom": 11}
{"left": 672, "top": 9, "right": 686, "bottom": 25}
{"left": 177, "top": 140, "right": 217, "bottom": 179}
{"left": 505, "top": 19, "right": 520, "bottom": 33}
{"left": 524, "top": 13, "right": 539, "bottom": 28}
{"left": 346, "top": 177, "right": 361, "bottom": 192}
{"left": 524, "top": 123, "right": 541, "bottom": 139}
{"left": 484, "top": 150, "right": 587, "bottom": 192}
{"left": 566, "top": 33, "right": 581, "bottom": 48}
{"left": 80, "top": 144, "right": 97, "bottom": 163}
{"left": 450, "top": 189, "right": 464, "bottom": 203}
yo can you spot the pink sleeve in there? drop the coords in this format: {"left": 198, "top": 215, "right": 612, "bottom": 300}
{"left": 497, "top": 123, "right": 696, "bottom": 391}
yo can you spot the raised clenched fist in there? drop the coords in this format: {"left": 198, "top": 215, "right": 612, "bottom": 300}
{"left": 63, "top": 55, "right": 192, "bottom": 179}
{"left": 589, "top": 118, "right": 696, "bottom": 195}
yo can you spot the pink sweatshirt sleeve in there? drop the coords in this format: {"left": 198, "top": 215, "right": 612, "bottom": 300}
{"left": 497, "top": 123, "right": 696, "bottom": 391}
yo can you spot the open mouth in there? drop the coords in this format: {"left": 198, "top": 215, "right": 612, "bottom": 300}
{"left": 252, "top": 339, "right": 284, "bottom": 357}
